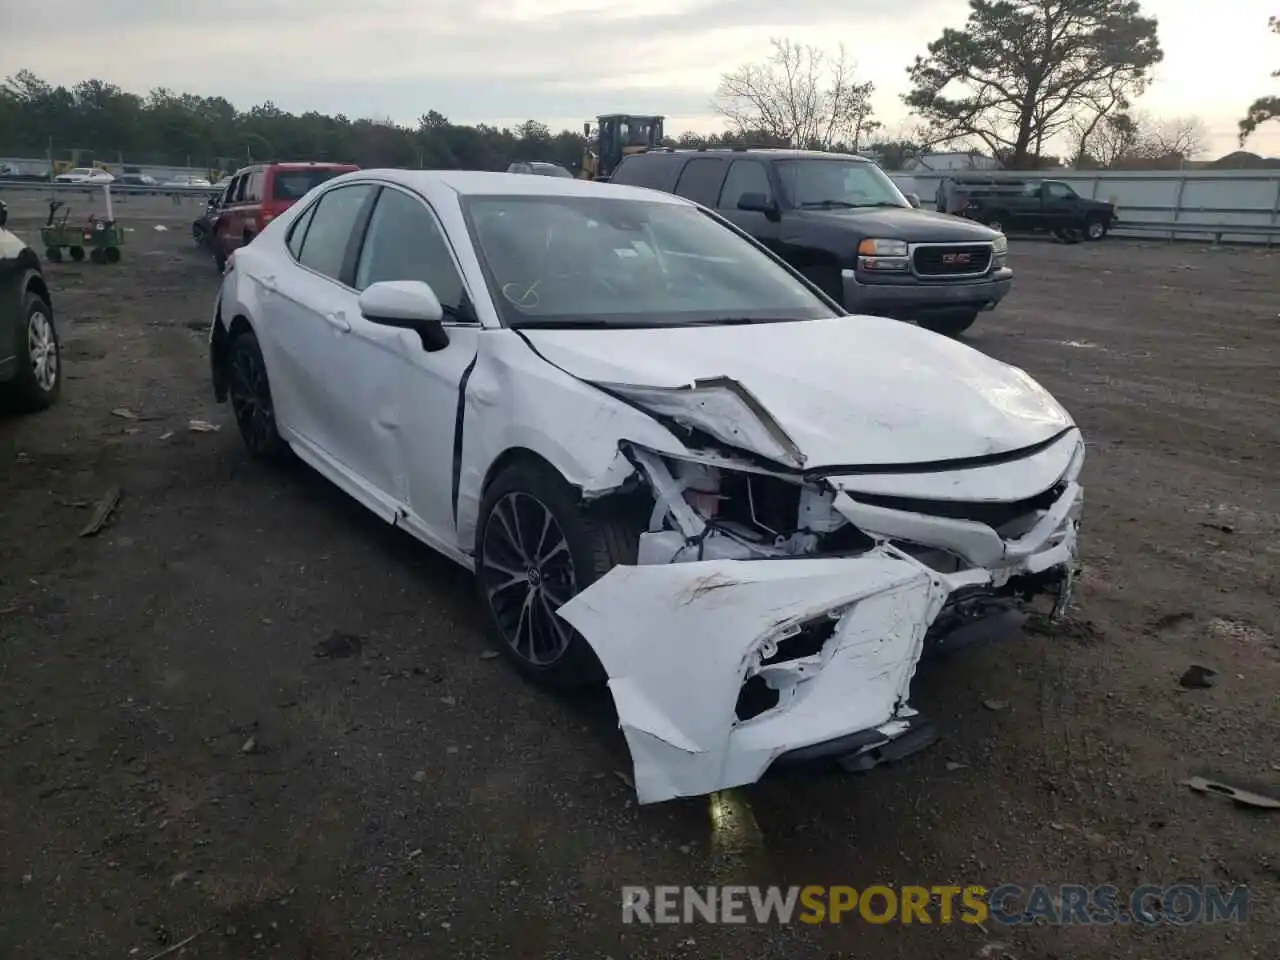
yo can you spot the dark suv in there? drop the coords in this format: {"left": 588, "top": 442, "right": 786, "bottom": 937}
{"left": 610, "top": 148, "right": 1011, "bottom": 336}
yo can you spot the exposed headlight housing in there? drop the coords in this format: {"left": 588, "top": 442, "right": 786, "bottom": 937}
{"left": 856, "top": 237, "right": 909, "bottom": 273}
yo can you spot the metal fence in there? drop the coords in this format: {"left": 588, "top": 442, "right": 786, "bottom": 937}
{"left": 888, "top": 168, "right": 1280, "bottom": 244}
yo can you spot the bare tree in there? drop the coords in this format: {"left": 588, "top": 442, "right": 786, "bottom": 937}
{"left": 1069, "top": 110, "right": 1208, "bottom": 166}
{"left": 1144, "top": 115, "right": 1208, "bottom": 160}
{"left": 713, "top": 39, "right": 880, "bottom": 150}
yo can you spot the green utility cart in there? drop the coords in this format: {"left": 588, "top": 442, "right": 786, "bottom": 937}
{"left": 40, "top": 192, "right": 125, "bottom": 264}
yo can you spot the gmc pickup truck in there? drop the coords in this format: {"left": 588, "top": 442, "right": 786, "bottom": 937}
{"left": 948, "top": 177, "right": 1117, "bottom": 242}
{"left": 610, "top": 148, "right": 1012, "bottom": 337}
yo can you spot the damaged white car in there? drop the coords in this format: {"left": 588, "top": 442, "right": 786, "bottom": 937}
{"left": 209, "top": 170, "right": 1083, "bottom": 805}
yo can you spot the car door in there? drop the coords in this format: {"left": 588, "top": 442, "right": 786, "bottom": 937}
{"left": 214, "top": 174, "right": 246, "bottom": 257}
{"left": 715, "top": 158, "right": 783, "bottom": 254}
{"left": 260, "top": 182, "right": 375, "bottom": 471}
{"left": 343, "top": 184, "right": 481, "bottom": 542}
{"left": 1042, "top": 182, "right": 1079, "bottom": 230}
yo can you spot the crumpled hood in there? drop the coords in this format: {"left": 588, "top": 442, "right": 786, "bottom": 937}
{"left": 522, "top": 316, "right": 1073, "bottom": 468}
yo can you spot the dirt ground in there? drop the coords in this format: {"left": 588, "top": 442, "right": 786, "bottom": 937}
{"left": 1, "top": 191, "right": 1277, "bottom": 960}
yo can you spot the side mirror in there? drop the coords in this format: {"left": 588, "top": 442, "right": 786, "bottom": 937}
{"left": 358, "top": 280, "right": 450, "bottom": 352}
{"left": 906, "top": 192, "right": 921, "bottom": 209}
{"left": 0, "top": 201, "right": 7, "bottom": 228}
{"left": 737, "top": 192, "right": 781, "bottom": 221}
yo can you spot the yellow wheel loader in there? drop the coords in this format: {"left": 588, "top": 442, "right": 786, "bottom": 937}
{"left": 579, "top": 114, "right": 665, "bottom": 180}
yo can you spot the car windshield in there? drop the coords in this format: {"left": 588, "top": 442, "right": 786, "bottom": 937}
{"left": 775, "top": 159, "right": 908, "bottom": 209}
{"left": 463, "top": 195, "right": 837, "bottom": 328}
{"left": 532, "top": 164, "right": 573, "bottom": 178}
{"left": 273, "top": 169, "right": 346, "bottom": 200}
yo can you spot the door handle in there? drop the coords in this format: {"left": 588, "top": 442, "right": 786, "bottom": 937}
{"left": 324, "top": 310, "right": 351, "bottom": 333}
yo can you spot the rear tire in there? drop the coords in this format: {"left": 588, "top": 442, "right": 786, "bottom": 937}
{"left": 917, "top": 311, "right": 978, "bottom": 337}
{"left": 226, "top": 330, "right": 291, "bottom": 461}
{"left": 1, "top": 284, "right": 61, "bottom": 412}
{"left": 475, "top": 459, "right": 640, "bottom": 690}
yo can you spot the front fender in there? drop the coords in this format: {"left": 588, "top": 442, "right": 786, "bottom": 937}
{"left": 454, "top": 331, "right": 691, "bottom": 553}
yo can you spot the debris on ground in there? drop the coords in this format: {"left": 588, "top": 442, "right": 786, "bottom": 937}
{"left": 982, "top": 698, "right": 1009, "bottom": 712}
{"left": 945, "top": 761, "right": 968, "bottom": 772}
{"left": 152, "top": 224, "right": 168, "bottom": 232}
{"left": 111, "top": 407, "right": 138, "bottom": 420}
{"left": 313, "top": 631, "right": 364, "bottom": 659}
{"left": 78, "top": 485, "right": 122, "bottom": 537}
{"left": 1182, "top": 776, "right": 1280, "bottom": 810}
{"left": 411, "top": 770, "right": 427, "bottom": 783}
{"left": 1199, "top": 522, "right": 1235, "bottom": 534}
{"left": 1178, "top": 665, "right": 1218, "bottom": 689}
{"left": 241, "top": 736, "right": 258, "bottom": 754}
{"left": 187, "top": 419, "right": 219, "bottom": 433}
{"left": 478, "top": 650, "right": 501, "bottom": 660}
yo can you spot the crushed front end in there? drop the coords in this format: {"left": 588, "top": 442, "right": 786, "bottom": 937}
{"left": 557, "top": 420, "right": 1084, "bottom": 804}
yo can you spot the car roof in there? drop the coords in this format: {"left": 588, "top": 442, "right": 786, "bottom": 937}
{"left": 334, "top": 169, "right": 693, "bottom": 205}
{"left": 624, "top": 148, "right": 873, "bottom": 163}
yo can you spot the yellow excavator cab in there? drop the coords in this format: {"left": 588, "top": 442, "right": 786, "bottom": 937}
{"left": 579, "top": 114, "right": 665, "bottom": 180}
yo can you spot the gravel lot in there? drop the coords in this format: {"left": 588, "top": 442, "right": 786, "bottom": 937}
{"left": 1, "top": 193, "right": 1278, "bottom": 960}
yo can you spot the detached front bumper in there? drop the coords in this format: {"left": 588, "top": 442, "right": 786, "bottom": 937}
{"left": 557, "top": 480, "right": 1081, "bottom": 805}
{"left": 841, "top": 268, "right": 1014, "bottom": 319}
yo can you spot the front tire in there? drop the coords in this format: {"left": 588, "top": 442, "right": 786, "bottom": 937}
{"left": 1085, "top": 218, "right": 1108, "bottom": 240}
{"left": 226, "top": 330, "right": 290, "bottom": 461}
{"left": 2, "top": 284, "right": 61, "bottom": 412}
{"left": 917, "top": 311, "right": 978, "bottom": 337}
{"left": 475, "top": 460, "right": 639, "bottom": 690}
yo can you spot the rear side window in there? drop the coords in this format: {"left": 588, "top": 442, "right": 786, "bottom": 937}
{"left": 673, "top": 158, "right": 729, "bottom": 206}
{"left": 286, "top": 202, "right": 317, "bottom": 258}
{"left": 718, "top": 160, "right": 773, "bottom": 209}
{"left": 612, "top": 156, "right": 677, "bottom": 191}
{"left": 246, "top": 171, "right": 264, "bottom": 202}
{"left": 294, "top": 184, "right": 373, "bottom": 281}
{"left": 270, "top": 169, "right": 349, "bottom": 202}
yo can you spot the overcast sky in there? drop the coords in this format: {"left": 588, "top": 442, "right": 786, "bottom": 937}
{"left": 5, "top": 0, "right": 1279, "bottom": 158}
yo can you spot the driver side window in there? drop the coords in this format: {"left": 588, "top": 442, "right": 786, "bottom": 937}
{"left": 718, "top": 160, "right": 773, "bottom": 210}
{"left": 354, "top": 187, "right": 467, "bottom": 319}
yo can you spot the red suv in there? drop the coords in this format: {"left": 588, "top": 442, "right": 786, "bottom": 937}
{"left": 211, "top": 161, "right": 359, "bottom": 270}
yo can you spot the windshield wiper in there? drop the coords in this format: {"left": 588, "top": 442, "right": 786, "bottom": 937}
{"left": 800, "top": 199, "right": 904, "bottom": 210}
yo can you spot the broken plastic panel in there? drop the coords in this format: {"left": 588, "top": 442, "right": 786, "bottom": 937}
{"left": 556, "top": 550, "right": 951, "bottom": 804}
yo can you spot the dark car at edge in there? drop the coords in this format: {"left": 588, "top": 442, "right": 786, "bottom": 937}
{"left": 609, "top": 148, "right": 1012, "bottom": 336}
{"left": 0, "top": 201, "right": 61, "bottom": 411}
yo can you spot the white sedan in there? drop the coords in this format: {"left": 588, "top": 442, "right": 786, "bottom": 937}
{"left": 208, "top": 170, "right": 1084, "bottom": 804}
{"left": 54, "top": 168, "right": 115, "bottom": 184}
